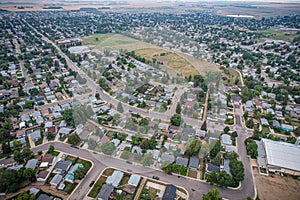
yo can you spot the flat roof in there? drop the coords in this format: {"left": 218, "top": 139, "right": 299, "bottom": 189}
{"left": 263, "top": 138, "right": 300, "bottom": 171}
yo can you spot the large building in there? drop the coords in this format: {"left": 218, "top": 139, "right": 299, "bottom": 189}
{"left": 257, "top": 138, "right": 300, "bottom": 175}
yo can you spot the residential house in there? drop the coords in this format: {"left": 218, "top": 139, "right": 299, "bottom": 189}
{"left": 97, "top": 184, "right": 114, "bottom": 200}
{"left": 221, "top": 134, "right": 232, "bottom": 146}
{"left": 162, "top": 184, "right": 177, "bottom": 200}
{"left": 25, "top": 159, "right": 38, "bottom": 170}
{"left": 31, "top": 130, "right": 42, "bottom": 142}
{"left": 207, "top": 163, "right": 220, "bottom": 173}
{"left": 176, "top": 157, "right": 188, "bottom": 167}
{"left": 128, "top": 174, "right": 141, "bottom": 187}
{"left": 106, "top": 170, "right": 124, "bottom": 187}
{"left": 55, "top": 160, "right": 72, "bottom": 172}
{"left": 160, "top": 152, "right": 175, "bottom": 163}
{"left": 188, "top": 156, "right": 199, "bottom": 169}
{"left": 50, "top": 174, "right": 63, "bottom": 187}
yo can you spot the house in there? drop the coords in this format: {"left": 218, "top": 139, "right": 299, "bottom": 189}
{"left": 65, "top": 163, "right": 84, "bottom": 182}
{"left": 131, "top": 146, "right": 142, "bottom": 155}
{"left": 42, "top": 154, "right": 56, "bottom": 166}
{"left": 260, "top": 118, "right": 269, "bottom": 126}
{"left": 55, "top": 160, "right": 72, "bottom": 172}
{"left": 162, "top": 184, "right": 177, "bottom": 200}
{"left": 50, "top": 174, "right": 63, "bottom": 187}
{"left": 272, "top": 120, "right": 281, "bottom": 128}
{"left": 29, "top": 187, "right": 40, "bottom": 196}
{"left": 45, "top": 121, "right": 53, "bottom": 128}
{"left": 160, "top": 152, "right": 175, "bottom": 163}
{"left": 188, "top": 156, "right": 199, "bottom": 169}
{"left": 207, "top": 163, "right": 220, "bottom": 173}
{"left": 106, "top": 170, "right": 124, "bottom": 187}
{"left": 37, "top": 170, "right": 50, "bottom": 182}
{"left": 97, "top": 184, "right": 114, "bottom": 200}
{"left": 58, "top": 127, "right": 73, "bottom": 135}
{"left": 31, "top": 130, "right": 42, "bottom": 142}
{"left": 221, "top": 134, "right": 232, "bottom": 146}
{"left": 111, "top": 139, "right": 121, "bottom": 147}
{"left": 182, "top": 128, "right": 196, "bottom": 135}
{"left": 158, "top": 123, "right": 169, "bottom": 130}
{"left": 128, "top": 174, "right": 141, "bottom": 187}
{"left": 37, "top": 194, "right": 52, "bottom": 200}
{"left": 195, "top": 129, "right": 206, "bottom": 138}
{"left": 146, "top": 149, "right": 160, "bottom": 160}
{"left": 25, "top": 159, "right": 38, "bottom": 169}
{"left": 175, "top": 157, "right": 188, "bottom": 167}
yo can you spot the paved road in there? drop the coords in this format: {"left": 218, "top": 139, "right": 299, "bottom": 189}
{"left": 31, "top": 141, "right": 255, "bottom": 200}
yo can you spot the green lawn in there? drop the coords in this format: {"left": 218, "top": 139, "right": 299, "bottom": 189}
{"left": 88, "top": 175, "right": 107, "bottom": 198}
{"left": 59, "top": 135, "right": 67, "bottom": 142}
{"left": 52, "top": 151, "right": 60, "bottom": 156}
{"left": 256, "top": 28, "right": 298, "bottom": 42}
{"left": 64, "top": 181, "right": 78, "bottom": 194}
{"left": 102, "top": 168, "right": 114, "bottom": 176}
{"left": 82, "top": 33, "right": 115, "bottom": 46}
{"left": 34, "top": 138, "right": 43, "bottom": 146}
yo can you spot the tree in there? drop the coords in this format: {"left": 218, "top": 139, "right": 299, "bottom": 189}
{"left": 13, "top": 139, "right": 22, "bottom": 151}
{"left": 87, "top": 139, "right": 97, "bottom": 150}
{"left": 176, "top": 103, "right": 181, "bottom": 114}
{"left": 230, "top": 159, "right": 245, "bottom": 185}
{"left": 67, "top": 133, "right": 81, "bottom": 145}
{"left": 244, "top": 138, "right": 258, "bottom": 158}
{"left": 246, "top": 119, "right": 254, "bottom": 129}
{"left": 185, "top": 137, "right": 201, "bottom": 156}
{"left": 210, "top": 140, "right": 221, "bottom": 159}
{"left": 23, "top": 168, "right": 36, "bottom": 179}
{"left": 101, "top": 141, "right": 116, "bottom": 155}
{"left": 74, "top": 167, "right": 87, "bottom": 180}
{"left": 23, "top": 100, "right": 34, "bottom": 109}
{"left": 46, "top": 132, "right": 55, "bottom": 141}
{"left": 14, "top": 150, "right": 23, "bottom": 163}
{"left": 62, "top": 109, "right": 75, "bottom": 127}
{"left": 170, "top": 114, "right": 182, "bottom": 126}
{"left": 217, "top": 171, "right": 233, "bottom": 187}
{"left": 16, "top": 192, "right": 36, "bottom": 200}
{"left": 48, "top": 145, "right": 54, "bottom": 154}
{"left": 95, "top": 93, "right": 100, "bottom": 99}
{"left": 141, "top": 153, "right": 154, "bottom": 166}
{"left": 224, "top": 126, "right": 230, "bottom": 134}
{"left": 202, "top": 188, "right": 222, "bottom": 200}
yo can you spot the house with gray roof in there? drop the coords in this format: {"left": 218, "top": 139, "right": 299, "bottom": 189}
{"left": 128, "top": 174, "right": 141, "bottom": 187}
{"left": 131, "top": 146, "right": 142, "bottom": 155}
{"left": 176, "top": 157, "right": 188, "bottom": 167}
{"left": 160, "top": 152, "right": 175, "bottom": 163}
{"left": 188, "top": 156, "right": 199, "bottom": 169}
{"left": 221, "top": 134, "right": 232, "bottom": 146}
{"left": 207, "top": 163, "right": 220, "bottom": 173}
{"left": 25, "top": 159, "right": 38, "bottom": 169}
{"left": 106, "top": 170, "right": 124, "bottom": 187}
{"left": 182, "top": 128, "right": 196, "bottom": 135}
{"left": 50, "top": 174, "right": 63, "bottom": 187}
{"left": 146, "top": 149, "right": 160, "bottom": 160}
{"left": 196, "top": 129, "right": 206, "bottom": 138}
{"left": 55, "top": 160, "right": 72, "bottom": 172}
{"left": 158, "top": 123, "right": 169, "bottom": 130}
{"left": 37, "top": 194, "right": 52, "bottom": 200}
{"left": 260, "top": 118, "right": 269, "bottom": 126}
{"left": 162, "top": 184, "right": 176, "bottom": 200}
{"left": 111, "top": 139, "right": 121, "bottom": 147}
{"left": 58, "top": 127, "right": 73, "bottom": 135}
{"left": 272, "top": 120, "right": 280, "bottom": 128}
{"left": 97, "top": 184, "right": 114, "bottom": 200}
{"left": 31, "top": 130, "right": 41, "bottom": 142}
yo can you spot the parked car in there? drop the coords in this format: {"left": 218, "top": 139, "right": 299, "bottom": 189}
{"left": 126, "top": 161, "right": 132, "bottom": 164}
{"left": 167, "top": 172, "right": 172, "bottom": 175}
{"left": 70, "top": 144, "right": 79, "bottom": 149}
{"left": 152, "top": 176, "right": 159, "bottom": 180}
{"left": 89, "top": 181, "right": 95, "bottom": 187}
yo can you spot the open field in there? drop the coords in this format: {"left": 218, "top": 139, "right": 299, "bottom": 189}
{"left": 222, "top": 67, "right": 241, "bottom": 86}
{"left": 135, "top": 48, "right": 199, "bottom": 77}
{"left": 84, "top": 33, "right": 220, "bottom": 77}
{"left": 83, "top": 33, "right": 156, "bottom": 51}
{"left": 254, "top": 168, "right": 300, "bottom": 200}
{"left": 256, "top": 28, "right": 298, "bottom": 42}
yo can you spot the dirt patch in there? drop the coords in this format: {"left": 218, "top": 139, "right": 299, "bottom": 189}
{"left": 253, "top": 168, "right": 300, "bottom": 200}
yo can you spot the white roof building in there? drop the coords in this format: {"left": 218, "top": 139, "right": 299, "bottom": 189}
{"left": 128, "top": 174, "right": 141, "bottom": 187}
{"left": 262, "top": 139, "right": 300, "bottom": 175}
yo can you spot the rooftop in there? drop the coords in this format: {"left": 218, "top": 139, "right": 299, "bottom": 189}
{"left": 262, "top": 138, "right": 300, "bottom": 171}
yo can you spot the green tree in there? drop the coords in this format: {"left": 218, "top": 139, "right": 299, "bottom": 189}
{"left": 202, "top": 188, "right": 222, "bottom": 200}
{"left": 62, "top": 109, "right": 75, "bottom": 127}
{"left": 16, "top": 192, "right": 36, "bottom": 200}
{"left": 185, "top": 137, "right": 201, "bottom": 156}
{"left": 74, "top": 167, "right": 87, "bottom": 180}
{"left": 101, "top": 141, "right": 116, "bottom": 155}
{"left": 230, "top": 159, "right": 245, "bottom": 185}
{"left": 13, "top": 139, "right": 22, "bottom": 151}
{"left": 224, "top": 126, "right": 230, "bottom": 134}
{"left": 141, "top": 153, "right": 154, "bottom": 166}
{"left": 67, "top": 133, "right": 81, "bottom": 145}
{"left": 244, "top": 138, "right": 258, "bottom": 158}
{"left": 170, "top": 114, "right": 182, "bottom": 126}
{"left": 87, "top": 139, "right": 97, "bottom": 150}
{"left": 210, "top": 140, "right": 221, "bottom": 159}
{"left": 14, "top": 150, "right": 23, "bottom": 163}
{"left": 47, "top": 145, "right": 54, "bottom": 154}
{"left": 23, "top": 168, "right": 36, "bottom": 179}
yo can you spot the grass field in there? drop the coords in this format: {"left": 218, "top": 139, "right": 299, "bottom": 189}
{"left": 257, "top": 28, "right": 298, "bottom": 42}
{"left": 223, "top": 67, "right": 241, "bottom": 85}
{"left": 83, "top": 33, "right": 220, "bottom": 77}
{"left": 135, "top": 48, "right": 199, "bottom": 77}
{"left": 82, "top": 33, "right": 156, "bottom": 51}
